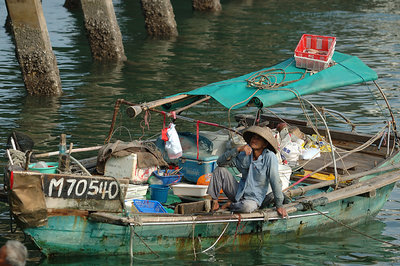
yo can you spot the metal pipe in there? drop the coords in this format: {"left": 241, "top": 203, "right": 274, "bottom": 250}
{"left": 149, "top": 108, "right": 243, "bottom": 136}
{"left": 373, "top": 81, "right": 397, "bottom": 134}
{"left": 139, "top": 212, "right": 328, "bottom": 226}
{"left": 387, "top": 121, "right": 391, "bottom": 158}
{"left": 299, "top": 98, "right": 338, "bottom": 187}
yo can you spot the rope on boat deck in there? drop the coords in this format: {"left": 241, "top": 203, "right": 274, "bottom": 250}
{"left": 312, "top": 207, "right": 400, "bottom": 248}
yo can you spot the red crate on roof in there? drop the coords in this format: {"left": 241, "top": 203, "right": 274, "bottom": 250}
{"left": 294, "top": 34, "right": 336, "bottom": 71}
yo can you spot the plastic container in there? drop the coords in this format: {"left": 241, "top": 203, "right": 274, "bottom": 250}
{"left": 150, "top": 184, "right": 169, "bottom": 203}
{"left": 178, "top": 153, "right": 218, "bottom": 183}
{"left": 125, "top": 184, "right": 149, "bottom": 200}
{"left": 28, "top": 162, "right": 59, "bottom": 174}
{"left": 153, "top": 170, "right": 182, "bottom": 185}
{"left": 131, "top": 199, "right": 167, "bottom": 213}
{"left": 171, "top": 184, "right": 208, "bottom": 197}
{"left": 294, "top": 34, "right": 336, "bottom": 71}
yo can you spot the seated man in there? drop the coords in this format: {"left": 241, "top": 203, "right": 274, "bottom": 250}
{"left": 207, "top": 126, "right": 287, "bottom": 217}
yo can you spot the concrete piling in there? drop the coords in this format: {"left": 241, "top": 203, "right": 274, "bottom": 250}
{"left": 5, "top": 0, "right": 62, "bottom": 95}
{"left": 140, "top": 0, "right": 178, "bottom": 38}
{"left": 80, "top": 0, "right": 126, "bottom": 61}
{"left": 63, "top": 0, "right": 81, "bottom": 10}
{"left": 192, "top": 0, "right": 222, "bottom": 12}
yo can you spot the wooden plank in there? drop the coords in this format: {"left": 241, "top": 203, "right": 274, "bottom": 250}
{"left": 175, "top": 200, "right": 211, "bottom": 214}
{"left": 301, "top": 157, "right": 357, "bottom": 174}
{"left": 326, "top": 161, "right": 357, "bottom": 174}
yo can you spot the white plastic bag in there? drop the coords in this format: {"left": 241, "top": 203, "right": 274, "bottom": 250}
{"left": 280, "top": 141, "right": 301, "bottom": 166}
{"left": 165, "top": 123, "right": 183, "bottom": 159}
{"left": 300, "top": 148, "right": 321, "bottom": 160}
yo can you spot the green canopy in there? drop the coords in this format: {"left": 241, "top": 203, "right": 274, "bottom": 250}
{"left": 179, "top": 52, "right": 377, "bottom": 110}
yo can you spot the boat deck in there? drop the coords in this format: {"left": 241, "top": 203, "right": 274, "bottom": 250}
{"left": 235, "top": 113, "right": 390, "bottom": 184}
{"left": 295, "top": 151, "right": 385, "bottom": 184}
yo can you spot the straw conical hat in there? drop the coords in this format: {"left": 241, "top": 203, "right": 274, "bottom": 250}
{"left": 243, "top": 126, "right": 278, "bottom": 153}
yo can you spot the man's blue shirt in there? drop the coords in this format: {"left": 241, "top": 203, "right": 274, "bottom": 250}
{"left": 217, "top": 147, "right": 284, "bottom": 207}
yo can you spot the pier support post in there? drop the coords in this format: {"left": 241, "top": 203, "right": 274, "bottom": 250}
{"left": 192, "top": 0, "right": 222, "bottom": 11}
{"left": 5, "top": 0, "right": 62, "bottom": 95}
{"left": 140, "top": 0, "right": 178, "bottom": 38}
{"left": 80, "top": 0, "right": 126, "bottom": 61}
{"left": 63, "top": 0, "right": 81, "bottom": 9}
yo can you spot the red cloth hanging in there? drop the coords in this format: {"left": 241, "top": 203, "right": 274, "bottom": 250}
{"left": 161, "top": 112, "right": 168, "bottom": 141}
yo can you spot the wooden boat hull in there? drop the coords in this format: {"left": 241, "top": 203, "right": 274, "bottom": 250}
{"left": 6, "top": 52, "right": 400, "bottom": 257}
{"left": 25, "top": 182, "right": 395, "bottom": 257}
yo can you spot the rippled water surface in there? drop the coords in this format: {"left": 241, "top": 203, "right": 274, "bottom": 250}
{"left": 0, "top": 0, "right": 399, "bottom": 264}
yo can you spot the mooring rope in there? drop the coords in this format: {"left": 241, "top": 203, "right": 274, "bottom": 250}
{"left": 192, "top": 216, "right": 197, "bottom": 260}
{"left": 129, "top": 224, "right": 134, "bottom": 262}
{"left": 201, "top": 223, "right": 229, "bottom": 253}
{"left": 133, "top": 229, "right": 160, "bottom": 257}
{"left": 312, "top": 207, "right": 400, "bottom": 248}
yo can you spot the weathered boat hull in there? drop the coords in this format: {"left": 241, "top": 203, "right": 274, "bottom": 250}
{"left": 25, "top": 183, "right": 395, "bottom": 257}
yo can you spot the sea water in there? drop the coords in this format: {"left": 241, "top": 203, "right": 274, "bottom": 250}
{"left": 0, "top": 0, "right": 399, "bottom": 264}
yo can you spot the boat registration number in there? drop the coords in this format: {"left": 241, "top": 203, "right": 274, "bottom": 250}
{"left": 44, "top": 176, "right": 120, "bottom": 200}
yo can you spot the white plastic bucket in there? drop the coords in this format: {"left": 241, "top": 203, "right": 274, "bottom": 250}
{"left": 278, "top": 164, "right": 292, "bottom": 190}
{"left": 266, "top": 164, "right": 292, "bottom": 195}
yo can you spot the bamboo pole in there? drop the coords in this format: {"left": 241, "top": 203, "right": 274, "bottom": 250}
{"left": 125, "top": 94, "right": 191, "bottom": 118}
{"left": 105, "top": 95, "right": 193, "bottom": 143}
{"left": 322, "top": 171, "right": 400, "bottom": 203}
{"left": 36, "top": 145, "right": 102, "bottom": 158}
{"left": 172, "top": 95, "right": 211, "bottom": 114}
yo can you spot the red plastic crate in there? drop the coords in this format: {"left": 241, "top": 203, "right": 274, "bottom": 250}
{"left": 294, "top": 34, "right": 336, "bottom": 71}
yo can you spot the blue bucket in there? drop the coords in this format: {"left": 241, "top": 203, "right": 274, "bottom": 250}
{"left": 150, "top": 184, "right": 169, "bottom": 203}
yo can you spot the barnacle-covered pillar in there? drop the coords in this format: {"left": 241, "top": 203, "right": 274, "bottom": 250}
{"left": 5, "top": 0, "right": 62, "bottom": 95}
{"left": 80, "top": 0, "right": 126, "bottom": 61}
{"left": 140, "top": 0, "right": 178, "bottom": 37}
{"left": 192, "top": 0, "right": 222, "bottom": 11}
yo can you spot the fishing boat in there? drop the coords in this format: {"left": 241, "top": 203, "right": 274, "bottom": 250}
{"left": 4, "top": 47, "right": 400, "bottom": 257}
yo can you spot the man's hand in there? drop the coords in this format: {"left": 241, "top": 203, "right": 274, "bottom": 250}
{"left": 238, "top": 144, "right": 252, "bottom": 156}
{"left": 276, "top": 207, "right": 288, "bottom": 218}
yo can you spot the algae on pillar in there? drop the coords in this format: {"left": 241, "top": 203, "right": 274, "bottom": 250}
{"left": 192, "top": 0, "right": 222, "bottom": 11}
{"left": 5, "top": 0, "right": 62, "bottom": 95}
{"left": 140, "top": 0, "right": 178, "bottom": 38}
{"left": 80, "top": 0, "right": 126, "bottom": 61}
